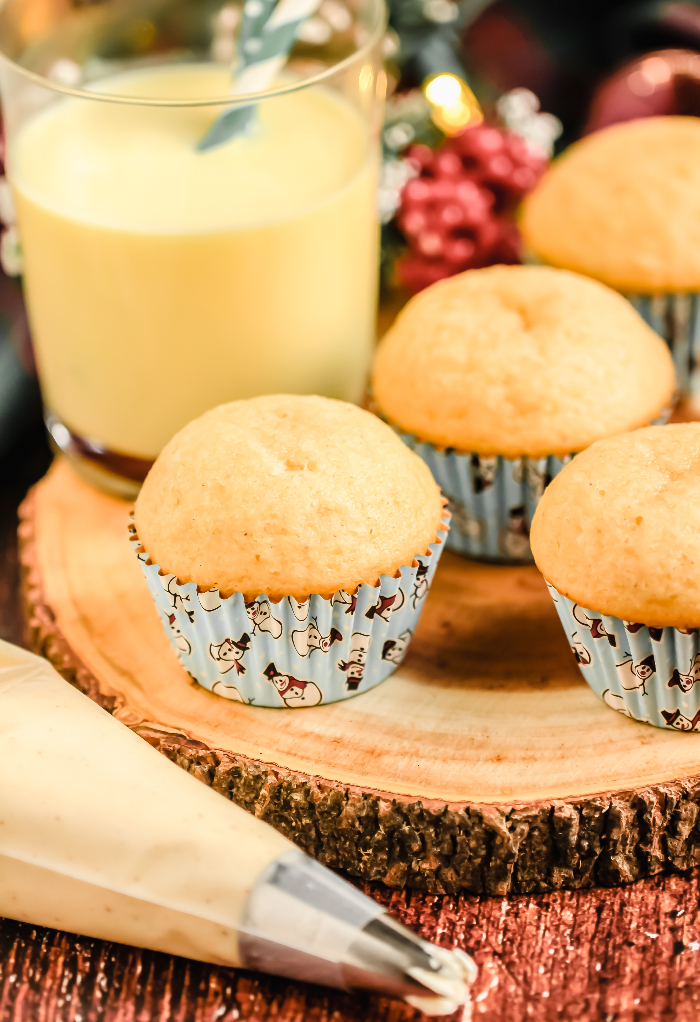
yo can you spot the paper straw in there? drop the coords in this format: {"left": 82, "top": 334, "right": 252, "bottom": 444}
{"left": 198, "top": 0, "right": 323, "bottom": 151}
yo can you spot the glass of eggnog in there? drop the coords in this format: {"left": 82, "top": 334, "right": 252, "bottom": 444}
{"left": 0, "top": 0, "right": 385, "bottom": 497}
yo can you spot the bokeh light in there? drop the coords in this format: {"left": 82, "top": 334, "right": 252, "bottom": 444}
{"left": 422, "top": 74, "right": 483, "bottom": 135}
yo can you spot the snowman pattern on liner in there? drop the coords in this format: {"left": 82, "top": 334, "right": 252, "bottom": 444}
{"left": 440, "top": 451, "right": 570, "bottom": 560}
{"left": 165, "top": 613, "right": 192, "bottom": 657}
{"left": 548, "top": 583, "right": 700, "bottom": 732}
{"left": 395, "top": 427, "right": 574, "bottom": 561}
{"left": 209, "top": 634, "right": 251, "bottom": 675}
{"left": 337, "top": 632, "right": 371, "bottom": 691}
{"left": 131, "top": 518, "right": 447, "bottom": 708}
{"left": 292, "top": 620, "right": 343, "bottom": 657}
{"left": 160, "top": 574, "right": 195, "bottom": 622}
{"left": 382, "top": 629, "right": 413, "bottom": 666}
{"left": 263, "top": 663, "right": 323, "bottom": 707}
{"left": 246, "top": 598, "right": 282, "bottom": 638}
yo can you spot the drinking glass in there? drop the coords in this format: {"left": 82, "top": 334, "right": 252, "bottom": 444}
{"left": 0, "top": 0, "right": 385, "bottom": 497}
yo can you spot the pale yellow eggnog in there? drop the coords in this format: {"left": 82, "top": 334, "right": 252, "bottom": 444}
{"left": 10, "top": 64, "right": 379, "bottom": 459}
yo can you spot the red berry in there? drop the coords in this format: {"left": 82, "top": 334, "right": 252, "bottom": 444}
{"left": 394, "top": 120, "right": 547, "bottom": 290}
{"left": 484, "top": 155, "right": 513, "bottom": 180}
{"left": 481, "top": 127, "right": 506, "bottom": 152}
{"left": 510, "top": 166, "right": 537, "bottom": 192}
{"left": 439, "top": 202, "right": 465, "bottom": 227}
{"left": 444, "top": 238, "right": 476, "bottom": 264}
{"left": 459, "top": 198, "right": 489, "bottom": 226}
{"left": 433, "top": 151, "right": 463, "bottom": 179}
{"left": 402, "top": 178, "right": 432, "bottom": 205}
{"left": 471, "top": 127, "right": 504, "bottom": 157}
{"left": 417, "top": 230, "right": 444, "bottom": 258}
{"left": 454, "top": 179, "right": 481, "bottom": 204}
{"left": 405, "top": 144, "right": 434, "bottom": 172}
{"left": 399, "top": 208, "right": 427, "bottom": 237}
{"left": 503, "top": 133, "right": 531, "bottom": 161}
{"left": 451, "top": 125, "right": 502, "bottom": 158}
{"left": 431, "top": 178, "right": 458, "bottom": 201}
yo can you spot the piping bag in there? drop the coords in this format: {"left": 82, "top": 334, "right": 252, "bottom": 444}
{"left": 0, "top": 640, "right": 476, "bottom": 1014}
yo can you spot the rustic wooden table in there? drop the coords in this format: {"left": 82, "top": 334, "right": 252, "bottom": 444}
{"left": 3, "top": 425, "right": 700, "bottom": 1022}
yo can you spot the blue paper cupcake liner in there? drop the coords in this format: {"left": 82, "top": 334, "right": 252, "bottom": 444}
{"left": 547, "top": 582, "right": 700, "bottom": 731}
{"left": 624, "top": 291, "right": 700, "bottom": 396}
{"left": 129, "top": 516, "right": 449, "bottom": 708}
{"left": 395, "top": 429, "right": 570, "bottom": 563}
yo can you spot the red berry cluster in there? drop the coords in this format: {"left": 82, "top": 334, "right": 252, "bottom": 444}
{"left": 396, "top": 124, "right": 547, "bottom": 293}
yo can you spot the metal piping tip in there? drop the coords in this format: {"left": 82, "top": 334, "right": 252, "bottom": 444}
{"left": 239, "top": 851, "right": 477, "bottom": 1015}
{"left": 405, "top": 947, "right": 478, "bottom": 1015}
{"left": 342, "top": 911, "right": 476, "bottom": 1015}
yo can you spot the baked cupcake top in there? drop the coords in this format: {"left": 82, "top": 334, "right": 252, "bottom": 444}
{"left": 522, "top": 116, "right": 700, "bottom": 291}
{"left": 135, "top": 394, "right": 444, "bottom": 600}
{"left": 372, "top": 265, "right": 675, "bottom": 458}
{"left": 531, "top": 424, "right": 700, "bottom": 628}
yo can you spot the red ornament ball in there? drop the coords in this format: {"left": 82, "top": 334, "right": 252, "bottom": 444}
{"left": 395, "top": 123, "right": 547, "bottom": 294}
{"left": 584, "top": 49, "right": 700, "bottom": 136}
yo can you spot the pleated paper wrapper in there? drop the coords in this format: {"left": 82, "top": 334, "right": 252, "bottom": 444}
{"left": 395, "top": 426, "right": 667, "bottom": 565}
{"left": 129, "top": 517, "right": 449, "bottom": 708}
{"left": 396, "top": 429, "right": 570, "bottom": 564}
{"left": 547, "top": 582, "right": 700, "bottom": 732}
{"left": 625, "top": 291, "right": 700, "bottom": 396}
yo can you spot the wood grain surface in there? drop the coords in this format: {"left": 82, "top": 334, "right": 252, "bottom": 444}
{"left": 3, "top": 868, "right": 700, "bottom": 1022}
{"left": 17, "top": 458, "right": 700, "bottom": 897}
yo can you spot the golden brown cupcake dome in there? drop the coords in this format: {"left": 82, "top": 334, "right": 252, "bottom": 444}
{"left": 371, "top": 264, "right": 675, "bottom": 563}
{"left": 135, "top": 394, "right": 444, "bottom": 599}
{"left": 531, "top": 424, "right": 700, "bottom": 731}
{"left": 132, "top": 394, "right": 449, "bottom": 708}
{"left": 522, "top": 116, "right": 700, "bottom": 392}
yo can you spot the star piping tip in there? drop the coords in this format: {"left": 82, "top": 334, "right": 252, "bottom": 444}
{"left": 404, "top": 945, "right": 477, "bottom": 1015}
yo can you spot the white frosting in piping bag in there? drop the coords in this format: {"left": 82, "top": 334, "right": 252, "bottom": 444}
{"left": 0, "top": 640, "right": 477, "bottom": 1015}
{"left": 0, "top": 640, "right": 292, "bottom": 964}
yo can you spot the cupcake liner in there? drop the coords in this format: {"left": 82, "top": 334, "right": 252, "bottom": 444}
{"left": 128, "top": 516, "right": 449, "bottom": 707}
{"left": 396, "top": 429, "right": 570, "bottom": 563}
{"left": 547, "top": 582, "right": 700, "bottom": 731}
{"left": 624, "top": 291, "right": 700, "bottom": 396}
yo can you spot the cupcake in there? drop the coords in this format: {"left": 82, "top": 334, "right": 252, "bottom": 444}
{"left": 522, "top": 116, "right": 700, "bottom": 393}
{"left": 130, "top": 394, "right": 448, "bottom": 707}
{"left": 372, "top": 264, "right": 675, "bottom": 563}
{"left": 531, "top": 424, "right": 700, "bottom": 730}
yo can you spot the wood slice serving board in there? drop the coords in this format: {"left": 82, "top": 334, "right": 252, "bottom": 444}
{"left": 19, "top": 459, "right": 700, "bottom": 897}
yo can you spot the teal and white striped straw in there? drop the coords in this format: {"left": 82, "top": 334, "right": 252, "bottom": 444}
{"left": 198, "top": 0, "right": 323, "bottom": 152}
